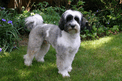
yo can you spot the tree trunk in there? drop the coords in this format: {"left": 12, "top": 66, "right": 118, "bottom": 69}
{"left": 120, "top": 0, "right": 122, "bottom": 4}
{"left": 18, "top": 0, "right": 22, "bottom": 13}
{"left": 25, "top": 0, "right": 31, "bottom": 11}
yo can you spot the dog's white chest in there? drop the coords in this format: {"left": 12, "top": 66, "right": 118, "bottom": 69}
{"left": 57, "top": 31, "right": 81, "bottom": 50}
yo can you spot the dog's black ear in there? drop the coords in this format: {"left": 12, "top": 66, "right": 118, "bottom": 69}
{"left": 59, "top": 14, "right": 65, "bottom": 30}
{"left": 80, "top": 17, "right": 92, "bottom": 34}
{"left": 81, "top": 17, "right": 89, "bottom": 30}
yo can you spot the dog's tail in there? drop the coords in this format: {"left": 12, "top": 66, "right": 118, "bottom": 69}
{"left": 25, "top": 14, "right": 43, "bottom": 30}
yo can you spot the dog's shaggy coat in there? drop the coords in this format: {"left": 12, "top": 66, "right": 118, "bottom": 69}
{"left": 24, "top": 10, "right": 83, "bottom": 77}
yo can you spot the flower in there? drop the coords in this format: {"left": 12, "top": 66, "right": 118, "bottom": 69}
{"left": 0, "top": 48, "right": 2, "bottom": 52}
{"left": 8, "top": 20, "right": 13, "bottom": 25}
{"left": 14, "top": 46, "right": 16, "bottom": 48}
{"left": 1, "top": 7, "right": 5, "bottom": 9}
{"left": 2, "top": 19, "right": 6, "bottom": 22}
{"left": 0, "top": 24, "right": 2, "bottom": 26}
{"left": 96, "top": 10, "right": 99, "bottom": 12}
{"left": 108, "top": 22, "right": 109, "bottom": 24}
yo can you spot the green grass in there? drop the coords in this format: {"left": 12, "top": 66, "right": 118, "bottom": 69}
{"left": 0, "top": 33, "right": 122, "bottom": 81}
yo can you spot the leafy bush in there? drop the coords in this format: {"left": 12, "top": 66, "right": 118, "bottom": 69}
{"left": 71, "top": 0, "right": 122, "bottom": 40}
{"left": 0, "top": 7, "right": 22, "bottom": 52}
{"left": 0, "top": 2, "right": 64, "bottom": 52}
{"left": 33, "top": 1, "right": 66, "bottom": 15}
{"left": 32, "top": 1, "right": 65, "bottom": 25}
{"left": 17, "top": 1, "right": 122, "bottom": 40}
{"left": 0, "top": 1, "right": 121, "bottom": 52}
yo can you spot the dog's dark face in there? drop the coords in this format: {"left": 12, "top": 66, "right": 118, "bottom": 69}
{"left": 59, "top": 10, "right": 83, "bottom": 34}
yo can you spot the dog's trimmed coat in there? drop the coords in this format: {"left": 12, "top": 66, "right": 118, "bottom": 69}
{"left": 24, "top": 10, "right": 83, "bottom": 77}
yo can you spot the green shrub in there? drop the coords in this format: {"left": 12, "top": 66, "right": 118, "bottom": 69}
{"left": 30, "top": 1, "right": 122, "bottom": 40}
{"left": 71, "top": 0, "right": 122, "bottom": 40}
{"left": 0, "top": 0, "right": 121, "bottom": 52}
{"left": 0, "top": 7, "right": 21, "bottom": 52}
{"left": 32, "top": 1, "right": 66, "bottom": 25}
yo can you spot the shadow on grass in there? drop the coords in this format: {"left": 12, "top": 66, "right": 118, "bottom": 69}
{"left": 0, "top": 33, "right": 122, "bottom": 80}
{"left": 0, "top": 46, "right": 61, "bottom": 81}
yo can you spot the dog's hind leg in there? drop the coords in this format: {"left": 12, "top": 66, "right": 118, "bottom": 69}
{"left": 35, "top": 41, "right": 50, "bottom": 62}
{"left": 24, "top": 34, "right": 44, "bottom": 66}
{"left": 24, "top": 47, "right": 40, "bottom": 66}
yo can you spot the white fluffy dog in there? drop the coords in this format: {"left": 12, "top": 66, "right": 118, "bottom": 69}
{"left": 24, "top": 10, "right": 83, "bottom": 77}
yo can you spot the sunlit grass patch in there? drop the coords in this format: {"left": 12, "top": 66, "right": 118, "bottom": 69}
{"left": 18, "top": 70, "right": 32, "bottom": 78}
{"left": 81, "top": 36, "right": 113, "bottom": 49}
{"left": 75, "top": 33, "right": 122, "bottom": 80}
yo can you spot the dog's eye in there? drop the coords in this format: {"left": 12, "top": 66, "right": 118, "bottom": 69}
{"left": 74, "top": 16, "right": 79, "bottom": 23}
{"left": 66, "top": 15, "right": 73, "bottom": 22}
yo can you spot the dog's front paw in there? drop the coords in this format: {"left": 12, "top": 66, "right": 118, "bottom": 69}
{"left": 24, "top": 60, "right": 32, "bottom": 66}
{"left": 67, "top": 66, "right": 72, "bottom": 72}
{"left": 58, "top": 70, "right": 70, "bottom": 77}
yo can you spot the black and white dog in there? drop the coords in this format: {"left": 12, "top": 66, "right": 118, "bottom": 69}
{"left": 24, "top": 10, "right": 84, "bottom": 77}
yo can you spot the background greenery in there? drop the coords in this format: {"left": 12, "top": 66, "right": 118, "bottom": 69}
{"left": 0, "top": 0, "right": 122, "bottom": 52}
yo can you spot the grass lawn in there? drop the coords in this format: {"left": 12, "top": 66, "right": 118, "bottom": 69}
{"left": 0, "top": 33, "right": 122, "bottom": 81}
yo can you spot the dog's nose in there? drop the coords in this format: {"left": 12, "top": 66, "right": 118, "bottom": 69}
{"left": 70, "top": 24, "right": 76, "bottom": 29}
